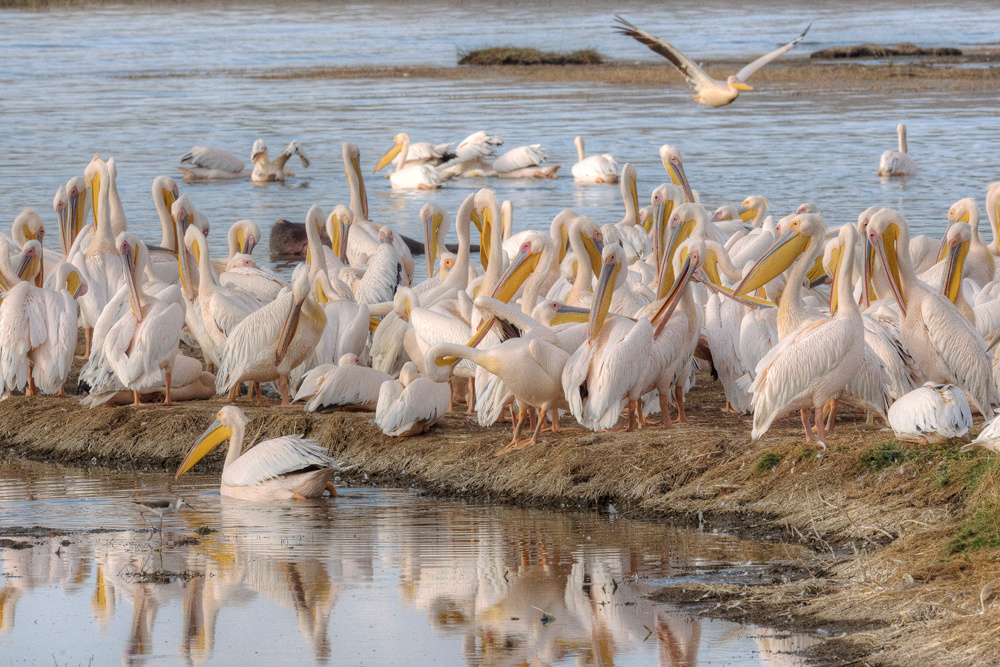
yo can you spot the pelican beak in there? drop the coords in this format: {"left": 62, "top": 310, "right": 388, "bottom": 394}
{"left": 941, "top": 235, "right": 970, "bottom": 305}
{"left": 805, "top": 254, "right": 826, "bottom": 285}
{"left": 549, "top": 303, "right": 591, "bottom": 326}
{"left": 732, "top": 81, "right": 754, "bottom": 91}
{"left": 338, "top": 216, "right": 350, "bottom": 263}
{"left": 121, "top": 243, "right": 144, "bottom": 321}
{"left": 175, "top": 419, "right": 233, "bottom": 479}
{"left": 425, "top": 212, "right": 442, "bottom": 276}
{"left": 374, "top": 140, "right": 403, "bottom": 172}
{"left": 275, "top": 296, "right": 304, "bottom": 364}
{"left": 477, "top": 205, "right": 492, "bottom": 271}
{"left": 828, "top": 247, "right": 842, "bottom": 314}
{"left": 872, "top": 226, "right": 906, "bottom": 316}
{"left": 665, "top": 160, "right": 695, "bottom": 203}
{"left": 659, "top": 217, "right": 696, "bottom": 297}
{"left": 492, "top": 247, "right": 541, "bottom": 303}
{"left": 738, "top": 207, "right": 758, "bottom": 223}
{"left": 588, "top": 256, "right": 620, "bottom": 341}
{"left": 313, "top": 279, "right": 328, "bottom": 305}
{"left": 809, "top": 274, "right": 830, "bottom": 289}
{"left": 652, "top": 253, "right": 694, "bottom": 335}
{"left": 654, "top": 199, "right": 676, "bottom": 262}
{"left": 15, "top": 251, "right": 36, "bottom": 281}
{"left": 629, "top": 176, "right": 639, "bottom": 218}
{"left": 558, "top": 221, "right": 570, "bottom": 264}
{"left": 582, "top": 234, "right": 604, "bottom": 280}
{"left": 369, "top": 315, "right": 382, "bottom": 332}
{"left": 66, "top": 270, "right": 87, "bottom": 299}
{"left": 701, "top": 248, "right": 723, "bottom": 286}
{"left": 734, "top": 230, "right": 809, "bottom": 296}
{"left": 350, "top": 155, "right": 368, "bottom": 220}
{"left": 161, "top": 187, "right": 177, "bottom": 223}
{"left": 57, "top": 202, "right": 70, "bottom": 256}
{"left": 88, "top": 172, "right": 100, "bottom": 227}
{"left": 177, "top": 224, "right": 196, "bottom": 302}
{"left": 703, "top": 279, "right": 775, "bottom": 309}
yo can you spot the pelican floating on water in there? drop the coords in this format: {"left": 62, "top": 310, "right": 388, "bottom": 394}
{"left": 878, "top": 124, "right": 916, "bottom": 177}
{"left": 614, "top": 16, "right": 810, "bottom": 107}
{"left": 570, "top": 136, "right": 618, "bottom": 183}
{"left": 175, "top": 406, "right": 343, "bottom": 500}
{"left": 374, "top": 133, "right": 444, "bottom": 190}
{"left": 493, "top": 145, "right": 559, "bottom": 179}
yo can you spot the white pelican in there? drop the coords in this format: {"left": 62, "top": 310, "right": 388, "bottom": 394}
{"left": 615, "top": 17, "right": 810, "bottom": 107}
{"left": 178, "top": 146, "right": 249, "bottom": 180}
{"left": 562, "top": 243, "right": 653, "bottom": 431}
{"left": 4, "top": 210, "right": 58, "bottom": 283}
{"left": 939, "top": 222, "right": 976, "bottom": 324}
{"left": 302, "top": 205, "right": 345, "bottom": 279}
{"left": 869, "top": 208, "right": 997, "bottom": 414}
{"left": 375, "top": 362, "right": 451, "bottom": 436}
{"left": 84, "top": 234, "right": 185, "bottom": 406}
{"left": 209, "top": 219, "right": 264, "bottom": 275}
{"left": 945, "top": 198, "right": 994, "bottom": 288}
{"left": 374, "top": 134, "right": 444, "bottom": 190}
{"left": 436, "top": 130, "right": 503, "bottom": 179}
{"left": 215, "top": 270, "right": 327, "bottom": 407}
{"left": 106, "top": 157, "right": 127, "bottom": 235}
{"left": 987, "top": 184, "right": 1000, "bottom": 260}
{"left": 965, "top": 409, "right": 1000, "bottom": 453}
{"left": 252, "top": 139, "right": 310, "bottom": 182}
{"left": 659, "top": 145, "right": 697, "bottom": 203}
{"left": 888, "top": 383, "right": 972, "bottom": 444}
{"left": 175, "top": 406, "right": 342, "bottom": 500}
{"left": 0, "top": 261, "right": 87, "bottom": 397}
{"left": 493, "top": 145, "right": 559, "bottom": 179}
{"left": 878, "top": 123, "right": 916, "bottom": 177}
{"left": 570, "top": 136, "right": 618, "bottom": 183}
{"left": 294, "top": 353, "right": 391, "bottom": 412}
{"left": 750, "top": 224, "right": 864, "bottom": 445}
{"left": 342, "top": 227, "right": 405, "bottom": 305}
{"left": 220, "top": 254, "right": 286, "bottom": 304}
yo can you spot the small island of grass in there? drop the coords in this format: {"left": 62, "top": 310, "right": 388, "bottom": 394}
{"left": 458, "top": 47, "right": 604, "bottom": 66}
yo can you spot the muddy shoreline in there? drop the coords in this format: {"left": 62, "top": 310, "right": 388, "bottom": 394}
{"left": 2, "top": 370, "right": 999, "bottom": 666}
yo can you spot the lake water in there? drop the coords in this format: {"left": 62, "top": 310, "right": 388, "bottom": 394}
{"left": 1, "top": 1, "right": 999, "bottom": 282}
{"left": 0, "top": 463, "right": 820, "bottom": 665}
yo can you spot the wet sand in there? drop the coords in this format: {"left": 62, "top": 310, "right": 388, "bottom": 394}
{"left": 2, "top": 355, "right": 998, "bottom": 665}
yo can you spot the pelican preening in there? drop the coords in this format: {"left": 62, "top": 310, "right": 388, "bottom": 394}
{"left": 614, "top": 16, "right": 810, "bottom": 107}
{"left": 178, "top": 139, "right": 310, "bottom": 182}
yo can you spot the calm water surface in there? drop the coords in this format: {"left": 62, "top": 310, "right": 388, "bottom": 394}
{"left": 1, "top": 1, "right": 999, "bottom": 282}
{"left": 0, "top": 463, "right": 818, "bottom": 665}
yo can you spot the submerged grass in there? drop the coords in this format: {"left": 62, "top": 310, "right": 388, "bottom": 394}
{"left": 458, "top": 47, "right": 603, "bottom": 66}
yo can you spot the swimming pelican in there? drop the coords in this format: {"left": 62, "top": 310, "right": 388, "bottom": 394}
{"left": 869, "top": 208, "right": 997, "bottom": 414}
{"left": 375, "top": 362, "right": 451, "bottom": 436}
{"left": 570, "top": 136, "right": 618, "bottom": 183}
{"left": 888, "top": 383, "right": 972, "bottom": 444}
{"left": 178, "top": 146, "right": 249, "bottom": 180}
{"left": 493, "top": 145, "right": 559, "bottom": 179}
{"left": 175, "top": 406, "right": 343, "bottom": 500}
{"left": 614, "top": 17, "right": 810, "bottom": 107}
{"left": 215, "top": 269, "right": 327, "bottom": 407}
{"left": 251, "top": 139, "right": 310, "bottom": 182}
{"left": 878, "top": 124, "right": 916, "bottom": 177}
{"left": 437, "top": 131, "right": 503, "bottom": 179}
{"left": 295, "top": 353, "right": 392, "bottom": 412}
{"left": 374, "top": 134, "right": 444, "bottom": 189}
{"left": 562, "top": 243, "right": 654, "bottom": 431}
{"left": 750, "top": 224, "right": 864, "bottom": 445}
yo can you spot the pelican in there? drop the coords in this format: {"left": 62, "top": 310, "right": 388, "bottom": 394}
{"left": 0, "top": 261, "right": 87, "bottom": 398}
{"left": 965, "top": 409, "right": 1000, "bottom": 453}
{"left": 210, "top": 219, "right": 263, "bottom": 274}
{"left": 61, "top": 176, "right": 89, "bottom": 256}
{"left": 106, "top": 157, "right": 127, "bottom": 235}
{"left": 374, "top": 134, "right": 444, "bottom": 190}
{"left": 888, "top": 383, "right": 972, "bottom": 444}
{"left": 562, "top": 243, "right": 653, "bottom": 431}
{"left": 294, "top": 353, "right": 392, "bottom": 412}
{"left": 570, "top": 136, "right": 618, "bottom": 183}
{"left": 375, "top": 362, "right": 451, "bottom": 436}
{"left": 215, "top": 269, "right": 327, "bottom": 407}
{"left": 436, "top": 130, "right": 503, "bottom": 179}
{"left": 659, "top": 145, "right": 697, "bottom": 203}
{"left": 878, "top": 124, "right": 916, "bottom": 177}
{"left": 750, "top": 224, "right": 865, "bottom": 445}
{"left": 869, "top": 209, "right": 997, "bottom": 414}
{"left": 219, "top": 254, "right": 286, "bottom": 304}
{"left": 614, "top": 17, "right": 810, "bottom": 107}
{"left": 4, "top": 210, "right": 58, "bottom": 282}
{"left": 493, "top": 145, "right": 559, "bottom": 179}
{"left": 342, "top": 227, "right": 404, "bottom": 305}
{"left": 175, "top": 406, "right": 342, "bottom": 500}
{"left": 252, "top": 139, "right": 310, "bottom": 182}
{"left": 944, "top": 198, "right": 994, "bottom": 288}
{"left": 178, "top": 146, "right": 249, "bottom": 180}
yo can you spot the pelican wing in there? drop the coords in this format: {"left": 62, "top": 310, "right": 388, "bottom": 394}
{"left": 119, "top": 302, "right": 184, "bottom": 385}
{"left": 920, "top": 294, "right": 997, "bottom": 413}
{"left": 890, "top": 384, "right": 972, "bottom": 441}
{"left": 304, "top": 364, "right": 392, "bottom": 412}
{"left": 493, "top": 145, "right": 546, "bottom": 173}
{"left": 215, "top": 292, "right": 293, "bottom": 391}
{"left": 273, "top": 141, "right": 310, "bottom": 169}
{"left": 613, "top": 17, "right": 713, "bottom": 89}
{"left": 735, "top": 24, "right": 810, "bottom": 81}
{"left": 179, "top": 146, "right": 244, "bottom": 173}
{"left": 375, "top": 377, "right": 450, "bottom": 436}
{"left": 221, "top": 435, "right": 336, "bottom": 488}
{"left": 370, "top": 311, "right": 409, "bottom": 375}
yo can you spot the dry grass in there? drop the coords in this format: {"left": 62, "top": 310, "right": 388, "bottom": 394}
{"left": 458, "top": 47, "right": 603, "bottom": 66}
{"left": 812, "top": 44, "right": 964, "bottom": 59}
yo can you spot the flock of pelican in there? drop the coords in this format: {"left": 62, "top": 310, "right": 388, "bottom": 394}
{"left": 8, "top": 130, "right": 1000, "bottom": 500}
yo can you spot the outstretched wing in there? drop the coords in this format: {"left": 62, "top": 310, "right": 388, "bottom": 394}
{"left": 735, "top": 24, "right": 810, "bottom": 81}
{"left": 273, "top": 141, "right": 310, "bottom": 169}
{"left": 179, "top": 146, "right": 244, "bottom": 173}
{"left": 613, "top": 16, "right": 713, "bottom": 89}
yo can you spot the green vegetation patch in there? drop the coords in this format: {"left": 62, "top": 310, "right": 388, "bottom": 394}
{"left": 756, "top": 452, "right": 782, "bottom": 474}
{"left": 860, "top": 442, "right": 910, "bottom": 471}
{"left": 811, "top": 44, "right": 962, "bottom": 59}
{"left": 459, "top": 47, "right": 604, "bottom": 66}
{"left": 948, "top": 500, "right": 1000, "bottom": 554}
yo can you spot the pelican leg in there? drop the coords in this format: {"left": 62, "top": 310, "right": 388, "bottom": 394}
{"left": 496, "top": 406, "right": 528, "bottom": 456}
{"left": 659, "top": 393, "right": 674, "bottom": 429}
{"left": 801, "top": 410, "right": 814, "bottom": 442}
{"left": 255, "top": 382, "right": 266, "bottom": 407}
{"left": 26, "top": 374, "right": 37, "bottom": 397}
{"left": 162, "top": 372, "right": 173, "bottom": 406}
{"left": 55, "top": 385, "right": 68, "bottom": 398}
{"left": 824, "top": 399, "right": 839, "bottom": 433}
{"left": 721, "top": 400, "right": 738, "bottom": 415}
{"left": 78, "top": 328, "right": 93, "bottom": 360}
{"left": 674, "top": 386, "right": 700, "bottom": 424}
{"left": 549, "top": 409, "right": 561, "bottom": 432}
{"left": 528, "top": 408, "right": 538, "bottom": 435}
{"left": 278, "top": 375, "right": 292, "bottom": 407}
{"left": 624, "top": 399, "right": 638, "bottom": 432}
{"left": 497, "top": 407, "right": 542, "bottom": 455}
{"left": 465, "top": 378, "right": 476, "bottom": 414}
{"left": 132, "top": 390, "right": 144, "bottom": 407}
{"left": 814, "top": 407, "right": 828, "bottom": 449}
{"left": 324, "top": 481, "right": 339, "bottom": 498}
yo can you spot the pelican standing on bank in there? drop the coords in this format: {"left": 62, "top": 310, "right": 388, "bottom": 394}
{"left": 175, "top": 406, "right": 343, "bottom": 500}
{"left": 614, "top": 16, "right": 810, "bottom": 107}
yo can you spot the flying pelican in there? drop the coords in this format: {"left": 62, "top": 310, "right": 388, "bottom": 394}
{"left": 215, "top": 270, "right": 327, "bottom": 407}
{"left": 878, "top": 124, "right": 916, "bottom": 177}
{"left": 493, "top": 145, "right": 559, "bottom": 179}
{"left": 570, "top": 136, "right": 618, "bottom": 183}
{"left": 750, "top": 224, "right": 864, "bottom": 445}
{"left": 294, "top": 353, "right": 392, "bottom": 412}
{"left": 888, "top": 383, "right": 972, "bottom": 444}
{"left": 614, "top": 17, "right": 810, "bottom": 107}
{"left": 374, "top": 133, "right": 444, "bottom": 190}
{"left": 375, "top": 361, "right": 451, "bottom": 436}
{"left": 869, "top": 208, "right": 997, "bottom": 414}
{"left": 175, "top": 406, "right": 343, "bottom": 500}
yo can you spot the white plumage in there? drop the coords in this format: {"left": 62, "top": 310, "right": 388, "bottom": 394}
{"left": 375, "top": 362, "right": 451, "bottom": 436}
{"left": 889, "top": 383, "right": 972, "bottom": 444}
{"left": 493, "top": 145, "right": 559, "bottom": 179}
{"left": 570, "top": 136, "right": 618, "bottom": 183}
{"left": 295, "top": 353, "right": 391, "bottom": 412}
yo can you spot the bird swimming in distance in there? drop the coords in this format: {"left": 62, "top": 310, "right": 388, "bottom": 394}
{"left": 614, "top": 16, "right": 810, "bottom": 107}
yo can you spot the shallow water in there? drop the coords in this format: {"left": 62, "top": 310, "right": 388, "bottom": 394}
{"left": 0, "top": 463, "right": 821, "bottom": 665}
{"left": 1, "top": 1, "right": 999, "bottom": 283}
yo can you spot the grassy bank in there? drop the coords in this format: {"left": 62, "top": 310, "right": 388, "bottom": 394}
{"left": 2, "top": 371, "right": 1000, "bottom": 665}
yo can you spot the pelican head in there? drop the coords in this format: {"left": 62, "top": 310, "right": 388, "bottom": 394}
{"left": 569, "top": 217, "right": 605, "bottom": 280}
{"left": 116, "top": 232, "right": 146, "bottom": 321}
{"left": 651, "top": 184, "right": 685, "bottom": 258}
{"left": 83, "top": 156, "right": 108, "bottom": 228}
{"left": 420, "top": 202, "right": 447, "bottom": 274}
{"left": 251, "top": 139, "right": 267, "bottom": 163}
{"left": 739, "top": 196, "right": 768, "bottom": 225}
{"left": 16, "top": 240, "right": 42, "bottom": 283}
{"left": 440, "top": 253, "right": 456, "bottom": 278}
{"left": 588, "top": 243, "right": 625, "bottom": 341}
{"left": 473, "top": 189, "right": 500, "bottom": 270}
{"left": 652, "top": 235, "right": 705, "bottom": 335}
{"left": 711, "top": 204, "right": 739, "bottom": 223}
{"left": 338, "top": 353, "right": 362, "bottom": 367}
{"left": 393, "top": 287, "right": 417, "bottom": 322}
{"left": 620, "top": 162, "right": 639, "bottom": 214}
{"left": 531, "top": 299, "right": 591, "bottom": 327}
{"left": 276, "top": 270, "right": 311, "bottom": 364}
{"left": 948, "top": 198, "right": 979, "bottom": 226}
{"left": 175, "top": 407, "right": 250, "bottom": 479}
{"left": 659, "top": 145, "right": 694, "bottom": 203}
{"left": 727, "top": 75, "right": 753, "bottom": 91}
{"left": 328, "top": 205, "right": 352, "bottom": 263}
{"left": 796, "top": 202, "right": 819, "bottom": 215}
{"left": 399, "top": 361, "right": 420, "bottom": 387}
{"left": 735, "top": 212, "right": 827, "bottom": 296}
{"left": 493, "top": 232, "right": 546, "bottom": 303}
{"left": 379, "top": 227, "right": 395, "bottom": 245}
{"left": 343, "top": 142, "right": 369, "bottom": 221}
{"left": 13, "top": 209, "right": 45, "bottom": 247}
{"left": 659, "top": 202, "right": 705, "bottom": 296}
{"left": 867, "top": 208, "right": 911, "bottom": 316}
{"left": 152, "top": 174, "right": 180, "bottom": 218}
{"left": 941, "top": 220, "right": 972, "bottom": 305}
{"left": 374, "top": 133, "right": 409, "bottom": 173}
{"left": 55, "top": 261, "right": 88, "bottom": 299}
